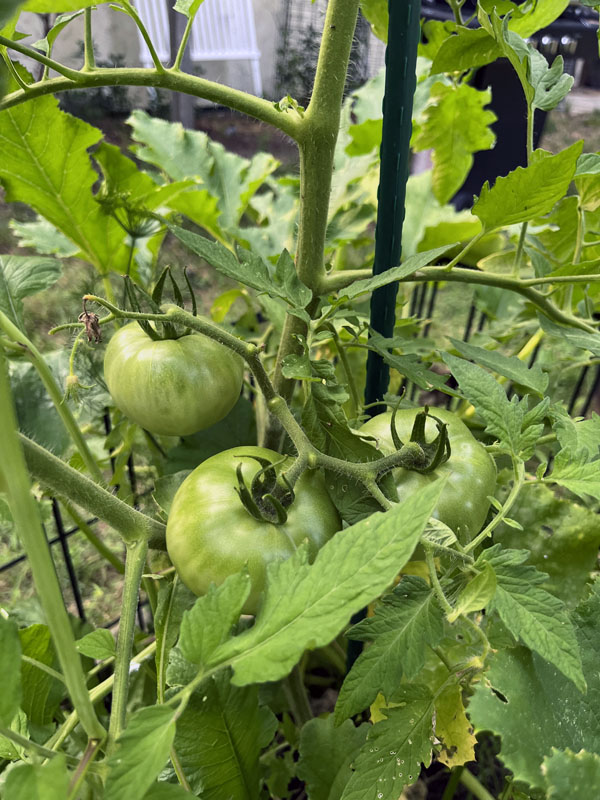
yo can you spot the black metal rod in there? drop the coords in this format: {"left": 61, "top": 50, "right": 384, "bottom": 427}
{"left": 52, "top": 499, "right": 86, "bottom": 621}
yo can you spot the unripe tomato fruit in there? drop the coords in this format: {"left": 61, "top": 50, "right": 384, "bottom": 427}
{"left": 103, "top": 323, "right": 243, "bottom": 436}
{"left": 360, "top": 407, "right": 496, "bottom": 544}
{"left": 166, "top": 446, "right": 341, "bottom": 614}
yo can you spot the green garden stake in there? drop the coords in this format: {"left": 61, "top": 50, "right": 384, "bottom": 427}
{"left": 349, "top": 0, "right": 423, "bottom": 672}
{"left": 364, "top": 0, "right": 423, "bottom": 412}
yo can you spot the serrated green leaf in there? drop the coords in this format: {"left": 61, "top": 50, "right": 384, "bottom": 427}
{"left": 210, "top": 480, "right": 445, "bottom": 686}
{"left": 169, "top": 224, "right": 307, "bottom": 310}
{"left": 335, "top": 577, "right": 444, "bottom": 724}
{"left": 447, "top": 562, "right": 496, "bottom": 622}
{"left": 508, "top": 0, "right": 569, "bottom": 38}
{"left": 152, "top": 471, "right": 190, "bottom": 518}
{"left": 442, "top": 353, "right": 521, "bottom": 452}
{"left": 104, "top": 706, "right": 177, "bottom": 800}
{"left": 30, "top": 9, "right": 84, "bottom": 55}
{"left": 472, "top": 142, "right": 582, "bottom": 229}
{"left": 0, "top": 617, "right": 21, "bottom": 726}
{"left": 179, "top": 573, "right": 251, "bottom": 667}
{"left": 448, "top": 337, "right": 548, "bottom": 396}
{"left": 341, "top": 686, "right": 435, "bottom": 799}
{"left": 413, "top": 83, "right": 496, "bottom": 205}
{"left": 0, "top": 96, "right": 131, "bottom": 273}
{"left": 478, "top": 545, "right": 586, "bottom": 692}
{"left": 3, "top": 755, "right": 69, "bottom": 800}
{"left": 297, "top": 715, "right": 368, "bottom": 800}
{"left": 173, "top": 671, "right": 277, "bottom": 799}
{"left": 128, "top": 110, "right": 278, "bottom": 233}
{"left": 75, "top": 628, "right": 115, "bottom": 660}
{"left": 431, "top": 27, "right": 502, "bottom": 74}
{"left": 0, "top": 255, "right": 62, "bottom": 330}
{"left": 548, "top": 447, "right": 600, "bottom": 503}
{"left": 341, "top": 245, "right": 454, "bottom": 300}
{"left": 537, "top": 314, "right": 600, "bottom": 358}
{"left": 469, "top": 583, "right": 600, "bottom": 788}
{"left": 543, "top": 748, "right": 600, "bottom": 798}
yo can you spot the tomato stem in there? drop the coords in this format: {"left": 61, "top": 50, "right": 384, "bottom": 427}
{"left": 108, "top": 537, "right": 149, "bottom": 751}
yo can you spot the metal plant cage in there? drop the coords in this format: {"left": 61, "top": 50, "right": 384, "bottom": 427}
{"left": 276, "top": 0, "right": 384, "bottom": 103}
{"left": 2, "top": 1, "right": 600, "bottom": 633}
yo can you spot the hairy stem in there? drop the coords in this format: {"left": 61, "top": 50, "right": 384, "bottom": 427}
{"left": 108, "top": 538, "right": 149, "bottom": 751}
{"left": 20, "top": 433, "right": 166, "bottom": 547}
{"left": 83, "top": 8, "right": 95, "bottom": 71}
{"left": 465, "top": 457, "right": 525, "bottom": 554}
{"left": 0, "top": 67, "right": 300, "bottom": 139}
{"left": 270, "top": 0, "right": 360, "bottom": 408}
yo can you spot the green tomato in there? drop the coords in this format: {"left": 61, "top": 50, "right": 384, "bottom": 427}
{"left": 360, "top": 407, "right": 496, "bottom": 544}
{"left": 104, "top": 323, "right": 244, "bottom": 436}
{"left": 166, "top": 446, "right": 341, "bottom": 614}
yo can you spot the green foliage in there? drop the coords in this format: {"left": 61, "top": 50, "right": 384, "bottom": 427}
{"left": 469, "top": 584, "right": 600, "bottom": 788}
{"left": 413, "top": 82, "right": 496, "bottom": 204}
{"left": 1, "top": 1, "right": 600, "bottom": 798}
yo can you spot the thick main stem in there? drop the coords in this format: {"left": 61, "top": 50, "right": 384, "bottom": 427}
{"left": 270, "top": 0, "right": 361, "bottom": 408}
{"left": 0, "top": 348, "right": 105, "bottom": 742}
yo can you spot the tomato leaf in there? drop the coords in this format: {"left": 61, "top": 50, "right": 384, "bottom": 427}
{"left": 469, "top": 583, "right": 600, "bottom": 788}
{"left": 412, "top": 83, "right": 496, "bottom": 205}
{"left": 0, "top": 255, "right": 61, "bottom": 331}
{"left": 297, "top": 716, "right": 368, "bottom": 800}
{"left": 472, "top": 143, "right": 582, "bottom": 229}
{"left": 104, "top": 706, "right": 177, "bottom": 800}
{"left": 477, "top": 545, "right": 586, "bottom": 692}
{"left": 431, "top": 27, "right": 502, "bottom": 74}
{"left": 340, "top": 245, "right": 454, "bottom": 300}
{"left": 210, "top": 479, "right": 445, "bottom": 686}
{"left": 179, "top": 573, "right": 251, "bottom": 667}
{"left": 3, "top": 755, "right": 69, "bottom": 800}
{"left": 18, "top": 624, "right": 64, "bottom": 726}
{"left": 449, "top": 337, "right": 548, "bottom": 396}
{"left": 543, "top": 748, "right": 600, "bottom": 798}
{"left": 341, "top": 685, "right": 435, "bottom": 799}
{"left": 334, "top": 577, "right": 445, "bottom": 724}
{"left": 0, "top": 617, "right": 21, "bottom": 727}
{"left": 435, "top": 685, "right": 477, "bottom": 768}
{"left": 173, "top": 670, "right": 277, "bottom": 798}
{"left": 74, "top": 628, "right": 115, "bottom": 660}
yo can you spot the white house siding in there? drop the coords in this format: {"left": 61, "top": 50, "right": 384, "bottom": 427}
{"left": 14, "top": 1, "right": 284, "bottom": 99}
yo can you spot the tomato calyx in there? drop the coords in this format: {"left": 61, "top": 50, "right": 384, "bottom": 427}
{"left": 124, "top": 266, "right": 198, "bottom": 342}
{"left": 234, "top": 455, "right": 296, "bottom": 525}
{"left": 389, "top": 405, "right": 451, "bottom": 474}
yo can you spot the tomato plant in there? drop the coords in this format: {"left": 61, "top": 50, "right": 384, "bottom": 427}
{"left": 167, "top": 446, "right": 341, "bottom": 614}
{"left": 360, "top": 407, "right": 496, "bottom": 544}
{"left": 103, "top": 322, "right": 244, "bottom": 436}
{"left": 1, "top": 1, "right": 600, "bottom": 799}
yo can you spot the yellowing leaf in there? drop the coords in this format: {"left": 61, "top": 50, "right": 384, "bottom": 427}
{"left": 435, "top": 685, "right": 476, "bottom": 768}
